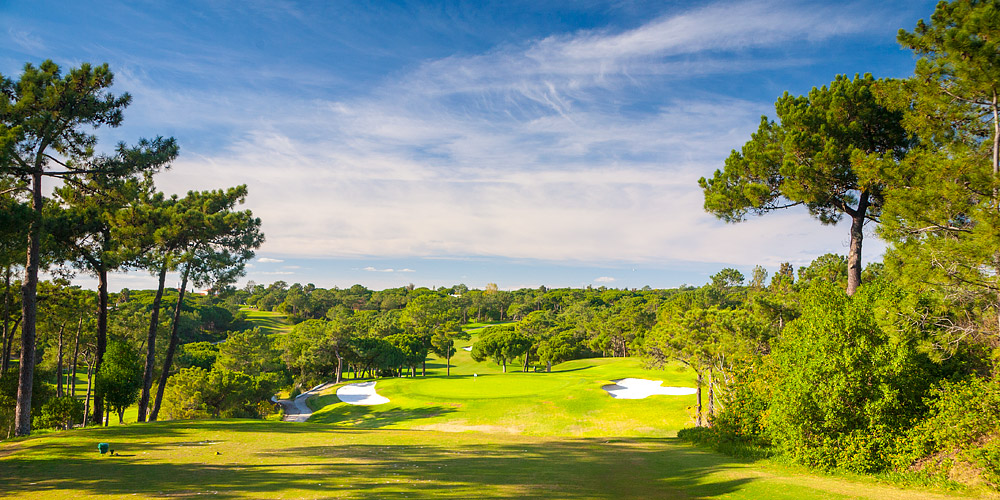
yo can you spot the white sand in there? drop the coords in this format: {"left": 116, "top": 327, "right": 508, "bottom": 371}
{"left": 462, "top": 346, "right": 473, "bottom": 351}
{"left": 602, "top": 378, "right": 697, "bottom": 399}
{"left": 336, "top": 381, "right": 390, "bottom": 406}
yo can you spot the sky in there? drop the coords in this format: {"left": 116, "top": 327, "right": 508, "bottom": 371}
{"left": 1, "top": 0, "right": 940, "bottom": 292}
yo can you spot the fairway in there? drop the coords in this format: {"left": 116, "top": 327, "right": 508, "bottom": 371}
{"left": 240, "top": 307, "right": 292, "bottom": 334}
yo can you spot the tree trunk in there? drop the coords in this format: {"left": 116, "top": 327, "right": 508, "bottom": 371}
{"left": 70, "top": 317, "right": 83, "bottom": 398}
{"left": 992, "top": 93, "right": 1000, "bottom": 335}
{"left": 83, "top": 356, "right": 94, "bottom": 426}
{"left": 501, "top": 359, "right": 506, "bottom": 373}
{"left": 335, "top": 350, "right": 343, "bottom": 384}
{"left": 695, "top": 371, "right": 703, "bottom": 427}
{"left": 546, "top": 360, "right": 551, "bottom": 373}
{"left": 707, "top": 369, "right": 715, "bottom": 426}
{"left": 56, "top": 323, "right": 65, "bottom": 398}
{"left": 138, "top": 263, "right": 168, "bottom": 422}
{"left": 523, "top": 352, "right": 529, "bottom": 372}
{"left": 1, "top": 264, "right": 10, "bottom": 376}
{"left": 845, "top": 192, "right": 869, "bottom": 296}
{"left": 15, "top": 171, "right": 43, "bottom": 437}
{"left": 446, "top": 346, "right": 451, "bottom": 377}
{"left": 150, "top": 264, "right": 191, "bottom": 422}
{"left": 2, "top": 317, "right": 19, "bottom": 379}
{"left": 92, "top": 266, "right": 109, "bottom": 426}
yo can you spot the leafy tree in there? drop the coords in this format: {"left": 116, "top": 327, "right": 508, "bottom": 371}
{"left": 796, "top": 253, "right": 848, "bottom": 287}
{"left": 400, "top": 294, "right": 461, "bottom": 375}
{"left": 176, "top": 341, "right": 218, "bottom": 371}
{"left": 215, "top": 328, "right": 282, "bottom": 377}
{"left": 879, "top": 0, "right": 1000, "bottom": 336}
{"left": 700, "top": 74, "right": 911, "bottom": 296}
{"left": 385, "top": 333, "right": 427, "bottom": 377}
{"left": 148, "top": 186, "right": 263, "bottom": 422}
{"left": 471, "top": 325, "right": 531, "bottom": 373}
{"left": 94, "top": 341, "right": 142, "bottom": 424}
{"left": 52, "top": 167, "right": 173, "bottom": 426}
{"left": 161, "top": 366, "right": 277, "bottom": 420}
{"left": 0, "top": 60, "right": 151, "bottom": 436}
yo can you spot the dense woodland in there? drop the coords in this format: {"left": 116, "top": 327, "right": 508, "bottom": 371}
{"left": 2, "top": 0, "right": 999, "bottom": 491}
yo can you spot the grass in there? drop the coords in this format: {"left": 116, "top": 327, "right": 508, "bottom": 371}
{"left": 240, "top": 307, "right": 292, "bottom": 335}
{"left": 1, "top": 419, "right": 981, "bottom": 499}
{"left": 309, "top": 357, "right": 693, "bottom": 436}
{"left": 2, "top": 326, "right": 992, "bottom": 498}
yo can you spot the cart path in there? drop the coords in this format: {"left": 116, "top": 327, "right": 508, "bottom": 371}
{"left": 274, "top": 382, "right": 335, "bottom": 422}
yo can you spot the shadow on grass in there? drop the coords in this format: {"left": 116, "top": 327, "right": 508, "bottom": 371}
{"left": 0, "top": 433, "right": 758, "bottom": 499}
{"left": 308, "top": 404, "right": 458, "bottom": 428}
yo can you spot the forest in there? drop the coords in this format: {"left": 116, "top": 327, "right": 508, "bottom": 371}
{"left": 1, "top": 0, "right": 999, "bottom": 493}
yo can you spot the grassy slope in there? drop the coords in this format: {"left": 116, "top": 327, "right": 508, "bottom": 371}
{"left": 240, "top": 307, "right": 292, "bottom": 335}
{"left": 1, "top": 321, "right": 990, "bottom": 499}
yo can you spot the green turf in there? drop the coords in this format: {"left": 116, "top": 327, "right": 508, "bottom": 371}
{"left": 0, "top": 419, "right": 979, "bottom": 499}
{"left": 310, "top": 357, "right": 694, "bottom": 436}
{"left": 1, "top": 332, "right": 987, "bottom": 498}
{"left": 240, "top": 307, "right": 292, "bottom": 334}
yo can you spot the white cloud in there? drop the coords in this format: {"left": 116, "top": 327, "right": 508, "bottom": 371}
{"left": 594, "top": 276, "right": 616, "bottom": 283}
{"left": 258, "top": 257, "right": 284, "bottom": 263}
{"left": 362, "top": 267, "right": 416, "bottom": 273}
{"left": 261, "top": 271, "right": 295, "bottom": 275}
{"left": 8, "top": 28, "right": 45, "bottom": 52}
{"left": 146, "top": 1, "right": 895, "bottom": 269}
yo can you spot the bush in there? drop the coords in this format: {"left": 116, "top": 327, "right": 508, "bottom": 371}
{"left": 34, "top": 396, "right": 83, "bottom": 430}
{"left": 162, "top": 367, "right": 279, "bottom": 420}
{"left": 899, "top": 375, "right": 1000, "bottom": 488}
{"left": 766, "top": 281, "right": 937, "bottom": 473}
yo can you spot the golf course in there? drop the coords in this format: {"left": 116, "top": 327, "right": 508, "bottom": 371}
{"left": 0, "top": 334, "right": 983, "bottom": 499}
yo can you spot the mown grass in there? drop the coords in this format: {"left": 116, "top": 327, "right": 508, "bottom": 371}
{"left": 239, "top": 307, "right": 292, "bottom": 335}
{"left": 309, "top": 357, "right": 694, "bottom": 437}
{"left": 2, "top": 321, "right": 989, "bottom": 498}
{"left": 0, "top": 419, "right": 977, "bottom": 499}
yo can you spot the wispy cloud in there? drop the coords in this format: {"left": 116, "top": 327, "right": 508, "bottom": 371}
{"left": 143, "top": 1, "right": 900, "bottom": 268}
{"left": 594, "top": 276, "right": 616, "bottom": 283}
{"left": 363, "top": 267, "right": 416, "bottom": 273}
{"left": 258, "top": 257, "right": 285, "bottom": 263}
{"left": 8, "top": 28, "right": 45, "bottom": 52}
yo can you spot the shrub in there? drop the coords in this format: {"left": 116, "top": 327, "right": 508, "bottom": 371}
{"left": 766, "top": 281, "right": 937, "bottom": 473}
{"left": 34, "top": 396, "right": 84, "bottom": 430}
{"left": 899, "top": 375, "right": 1000, "bottom": 488}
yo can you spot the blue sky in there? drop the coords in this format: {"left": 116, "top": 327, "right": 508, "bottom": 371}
{"left": 2, "top": 0, "right": 939, "bottom": 291}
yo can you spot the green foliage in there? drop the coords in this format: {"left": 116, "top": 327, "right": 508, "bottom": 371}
{"left": 471, "top": 325, "right": 531, "bottom": 373}
{"left": 700, "top": 74, "right": 911, "bottom": 294}
{"left": 161, "top": 366, "right": 278, "bottom": 420}
{"left": 95, "top": 341, "right": 143, "bottom": 423}
{"left": 176, "top": 341, "right": 219, "bottom": 371}
{"left": 767, "top": 281, "right": 936, "bottom": 473}
{"left": 33, "top": 395, "right": 83, "bottom": 430}
{"left": 898, "top": 375, "right": 1000, "bottom": 486}
{"left": 216, "top": 328, "right": 283, "bottom": 377}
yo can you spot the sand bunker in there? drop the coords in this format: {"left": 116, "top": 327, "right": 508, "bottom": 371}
{"left": 336, "top": 381, "right": 390, "bottom": 405}
{"left": 462, "top": 346, "right": 473, "bottom": 351}
{"left": 602, "top": 378, "right": 697, "bottom": 399}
